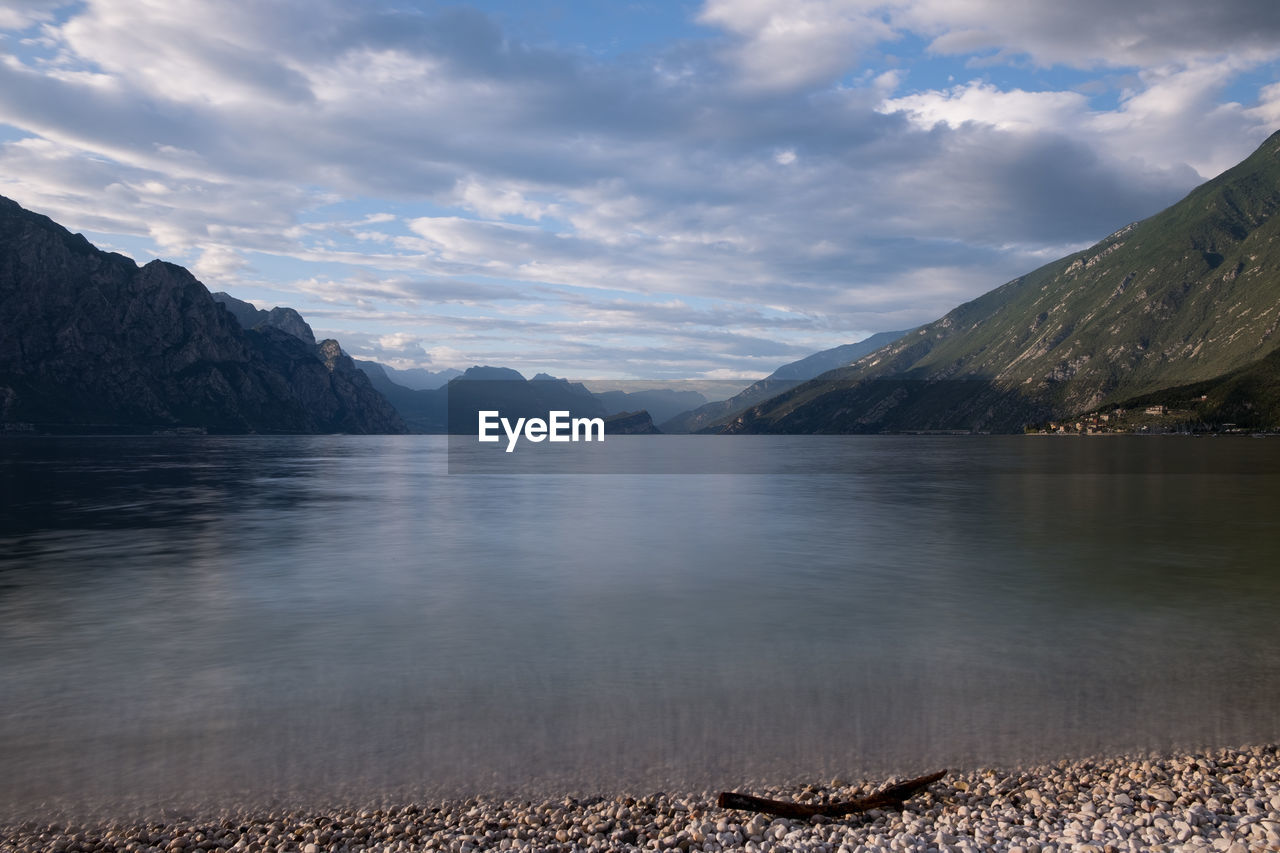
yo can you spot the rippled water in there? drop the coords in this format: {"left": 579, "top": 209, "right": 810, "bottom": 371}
{"left": 1, "top": 435, "right": 1279, "bottom": 815}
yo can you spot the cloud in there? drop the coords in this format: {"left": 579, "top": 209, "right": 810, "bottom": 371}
{"left": 1248, "top": 81, "right": 1280, "bottom": 127}
{"left": 0, "top": 0, "right": 67, "bottom": 30}
{"left": 57, "top": 0, "right": 317, "bottom": 107}
{"left": 191, "top": 245, "right": 249, "bottom": 281}
{"left": 285, "top": 273, "right": 541, "bottom": 307}
{"left": 697, "top": 0, "right": 895, "bottom": 93}
{"left": 0, "top": 0, "right": 1276, "bottom": 377}
{"left": 696, "top": 0, "right": 1280, "bottom": 90}
{"left": 879, "top": 59, "right": 1270, "bottom": 177}
{"left": 896, "top": 0, "right": 1280, "bottom": 69}
{"left": 882, "top": 82, "right": 1091, "bottom": 133}
{"left": 453, "top": 181, "right": 560, "bottom": 222}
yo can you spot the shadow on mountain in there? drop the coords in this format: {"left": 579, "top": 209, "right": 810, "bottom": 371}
{"left": 715, "top": 378, "right": 1045, "bottom": 434}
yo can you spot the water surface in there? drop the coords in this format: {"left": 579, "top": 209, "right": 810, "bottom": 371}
{"left": 1, "top": 435, "right": 1278, "bottom": 815}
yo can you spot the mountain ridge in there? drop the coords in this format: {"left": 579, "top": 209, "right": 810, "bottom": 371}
{"left": 211, "top": 291, "right": 317, "bottom": 346}
{"left": 718, "top": 131, "right": 1280, "bottom": 434}
{"left": 0, "top": 195, "right": 406, "bottom": 434}
{"left": 659, "top": 328, "right": 910, "bottom": 432}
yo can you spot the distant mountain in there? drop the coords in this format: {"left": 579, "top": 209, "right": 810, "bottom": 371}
{"left": 719, "top": 130, "right": 1280, "bottom": 434}
{"left": 210, "top": 292, "right": 316, "bottom": 345}
{"left": 379, "top": 364, "right": 461, "bottom": 390}
{"left": 353, "top": 359, "right": 446, "bottom": 433}
{"left": 352, "top": 359, "right": 459, "bottom": 394}
{"left": 763, "top": 330, "right": 912, "bottom": 381}
{"left": 0, "top": 195, "right": 405, "bottom": 434}
{"left": 444, "top": 369, "right": 606, "bottom": 434}
{"left": 658, "top": 329, "right": 910, "bottom": 433}
{"left": 353, "top": 365, "right": 615, "bottom": 434}
{"left": 602, "top": 410, "right": 661, "bottom": 434}
{"left": 594, "top": 388, "right": 707, "bottom": 425}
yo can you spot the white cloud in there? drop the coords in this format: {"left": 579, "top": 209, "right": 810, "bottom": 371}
{"left": 0, "top": 0, "right": 1276, "bottom": 376}
{"left": 190, "top": 245, "right": 249, "bottom": 283}
{"left": 881, "top": 82, "right": 1091, "bottom": 134}
{"left": 0, "top": 0, "right": 67, "bottom": 31}
{"left": 880, "top": 59, "right": 1275, "bottom": 178}
{"left": 698, "top": 0, "right": 894, "bottom": 92}
{"left": 1247, "top": 81, "right": 1280, "bottom": 128}
{"left": 57, "top": 0, "right": 317, "bottom": 107}
{"left": 374, "top": 332, "right": 430, "bottom": 361}
{"left": 454, "top": 180, "right": 559, "bottom": 222}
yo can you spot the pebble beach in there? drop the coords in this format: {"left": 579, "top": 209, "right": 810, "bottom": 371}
{"left": 4, "top": 745, "right": 1279, "bottom": 853}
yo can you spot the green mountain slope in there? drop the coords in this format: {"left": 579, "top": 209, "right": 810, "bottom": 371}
{"left": 1115, "top": 345, "right": 1280, "bottom": 431}
{"left": 722, "top": 130, "right": 1280, "bottom": 434}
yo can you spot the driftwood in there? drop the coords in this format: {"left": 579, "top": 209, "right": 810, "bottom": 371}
{"left": 716, "top": 769, "right": 947, "bottom": 820}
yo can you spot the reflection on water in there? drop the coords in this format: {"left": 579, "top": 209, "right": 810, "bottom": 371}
{"left": 1, "top": 435, "right": 1279, "bottom": 816}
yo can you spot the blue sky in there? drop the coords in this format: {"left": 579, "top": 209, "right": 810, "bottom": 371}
{"left": 1, "top": 1, "right": 1278, "bottom": 379}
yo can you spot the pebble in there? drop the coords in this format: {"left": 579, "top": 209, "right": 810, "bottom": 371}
{"left": 3, "top": 744, "right": 1279, "bottom": 852}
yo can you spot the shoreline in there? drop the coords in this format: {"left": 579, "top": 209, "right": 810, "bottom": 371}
{"left": 4, "top": 744, "right": 1278, "bottom": 852}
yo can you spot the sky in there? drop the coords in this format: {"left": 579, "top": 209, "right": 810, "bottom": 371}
{"left": 1, "top": 1, "right": 1278, "bottom": 379}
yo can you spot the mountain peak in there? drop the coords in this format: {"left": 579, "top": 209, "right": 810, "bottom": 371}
{"left": 211, "top": 292, "right": 317, "bottom": 346}
{"left": 0, "top": 195, "right": 404, "bottom": 433}
{"left": 459, "top": 365, "right": 526, "bottom": 381}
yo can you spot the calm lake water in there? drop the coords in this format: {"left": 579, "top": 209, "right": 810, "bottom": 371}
{"left": 2, "top": 435, "right": 1279, "bottom": 816}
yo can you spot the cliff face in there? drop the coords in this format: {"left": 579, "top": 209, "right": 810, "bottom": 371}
{"left": 0, "top": 195, "right": 405, "bottom": 434}
{"left": 211, "top": 291, "right": 317, "bottom": 346}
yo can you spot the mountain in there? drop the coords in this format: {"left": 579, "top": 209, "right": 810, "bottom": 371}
{"left": 720, "top": 131, "right": 1280, "bottom": 434}
{"left": 602, "top": 410, "right": 661, "bottom": 434}
{"left": 354, "top": 359, "right": 448, "bottom": 433}
{"left": 0, "top": 195, "right": 405, "bottom": 434}
{"left": 211, "top": 292, "right": 316, "bottom": 345}
{"left": 444, "top": 369, "right": 607, "bottom": 434}
{"left": 593, "top": 388, "right": 707, "bottom": 425}
{"left": 763, "top": 330, "right": 913, "bottom": 381}
{"left": 658, "top": 329, "right": 910, "bottom": 433}
{"left": 1113, "top": 344, "right": 1280, "bottom": 431}
{"left": 379, "top": 364, "right": 461, "bottom": 390}
{"left": 352, "top": 359, "right": 460, "bottom": 394}
{"left": 352, "top": 364, "right": 615, "bottom": 433}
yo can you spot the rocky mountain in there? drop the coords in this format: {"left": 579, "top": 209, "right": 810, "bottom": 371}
{"left": 211, "top": 291, "right": 316, "bottom": 345}
{"left": 354, "top": 364, "right": 618, "bottom": 434}
{"left": 444, "top": 369, "right": 607, "bottom": 434}
{"left": 0, "top": 195, "right": 405, "bottom": 434}
{"left": 659, "top": 329, "right": 909, "bottom": 433}
{"left": 354, "top": 359, "right": 446, "bottom": 433}
{"left": 719, "top": 131, "right": 1280, "bottom": 434}
{"left": 352, "top": 359, "right": 460, "bottom": 395}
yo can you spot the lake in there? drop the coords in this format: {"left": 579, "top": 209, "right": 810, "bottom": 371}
{"left": 1, "top": 435, "right": 1278, "bottom": 816}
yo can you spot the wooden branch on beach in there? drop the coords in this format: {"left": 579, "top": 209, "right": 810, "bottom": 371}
{"left": 716, "top": 770, "right": 947, "bottom": 820}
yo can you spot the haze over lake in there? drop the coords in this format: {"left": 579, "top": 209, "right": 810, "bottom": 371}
{"left": 2, "top": 435, "right": 1279, "bottom": 816}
